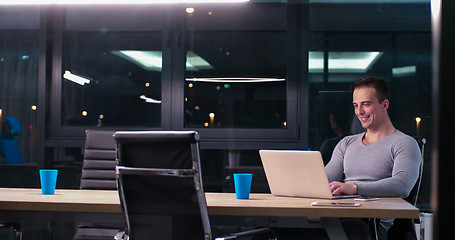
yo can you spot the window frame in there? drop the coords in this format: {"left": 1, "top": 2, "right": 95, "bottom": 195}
{"left": 46, "top": 4, "right": 307, "bottom": 150}
{"left": 168, "top": 4, "right": 306, "bottom": 149}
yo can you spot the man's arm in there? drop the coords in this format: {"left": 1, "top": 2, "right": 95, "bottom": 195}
{"left": 325, "top": 138, "right": 348, "bottom": 182}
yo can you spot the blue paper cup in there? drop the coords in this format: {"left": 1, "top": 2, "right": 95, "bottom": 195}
{"left": 40, "top": 169, "right": 58, "bottom": 195}
{"left": 234, "top": 173, "right": 252, "bottom": 199}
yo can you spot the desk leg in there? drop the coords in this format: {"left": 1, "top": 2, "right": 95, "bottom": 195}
{"left": 321, "top": 218, "right": 348, "bottom": 240}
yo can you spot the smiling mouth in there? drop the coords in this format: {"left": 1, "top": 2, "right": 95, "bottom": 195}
{"left": 359, "top": 116, "right": 370, "bottom": 122}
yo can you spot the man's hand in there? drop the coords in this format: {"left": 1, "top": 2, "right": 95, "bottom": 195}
{"left": 329, "top": 181, "right": 358, "bottom": 196}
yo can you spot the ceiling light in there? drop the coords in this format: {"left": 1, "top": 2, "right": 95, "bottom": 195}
{"left": 113, "top": 51, "right": 162, "bottom": 71}
{"left": 0, "top": 0, "right": 249, "bottom": 5}
{"left": 309, "top": 51, "right": 382, "bottom": 73}
{"left": 112, "top": 50, "right": 213, "bottom": 71}
{"left": 140, "top": 95, "right": 162, "bottom": 104}
{"left": 310, "top": 0, "right": 428, "bottom": 3}
{"left": 185, "top": 77, "right": 285, "bottom": 83}
{"left": 186, "top": 51, "right": 213, "bottom": 71}
{"left": 392, "top": 65, "right": 416, "bottom": 77}
{"left": 63, "top": 70, "right": 91, "bottom": 86}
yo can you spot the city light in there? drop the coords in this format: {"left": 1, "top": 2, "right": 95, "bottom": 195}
{"left": 416, "top": 116, "right": 422, "bottom": 135}
{"left": 186, "top": 7, "right": 195, "bottom": 14}
{"left": 209, "top": 113, "right": 215, "bottom": 126}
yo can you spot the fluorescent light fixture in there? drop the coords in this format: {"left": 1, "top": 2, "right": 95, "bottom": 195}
{"left": 139, "top": 95, "right": 162, "bottom": 104}
{"left": 63, "top": 70, "right": 91, "bottom": 86}
{"left": 112, "top": 50, "right": 213, "bottom": 71}
{"left": 0, "top": 0, "right": 249, "bottom": 5}
{"left": 113, "top": 51, "right": 163, "bottom": 71}
{"left": 309, "top": 51, "right": 382, "bottom": 73}
{"left": 186, "top": 51, "right": 213, "bottom": 71}
{"left": 185, "top": 77, "right": 285, "bottom": 83}
{"left": 392, "top": 65, "right": 417, "bottom": 77}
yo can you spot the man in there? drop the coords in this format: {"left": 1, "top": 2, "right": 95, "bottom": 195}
{"left": 325, "top": 77, "right": 421, "bottom": 239}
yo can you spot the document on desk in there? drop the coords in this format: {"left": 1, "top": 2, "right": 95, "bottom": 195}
{"left": 311, "top": 202, "right": 361, "bottom": 207}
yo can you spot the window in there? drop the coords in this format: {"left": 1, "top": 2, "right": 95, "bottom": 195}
{"left": 0, "top": 7, "right": 40, "bottom": 163}
{"left": 180, "top": 3, "right": 301, "bottom": 148}
{"left": 306, "top": 2, "right": 432, "bottom": 208}
{"left": 184, "top": 30, "right": 287, "bottom": 129}
{"left": 51, "top": 6, "right": 166, "bottom": 137}
{"left": 307, "top": 4, "right": 432, "bottom": 152}
{"left": 61, "top": 32, "right": 163, "bottom": 127}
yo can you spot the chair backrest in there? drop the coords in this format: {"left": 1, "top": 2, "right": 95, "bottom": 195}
{"left": 80, "top": 129, "right": 117, "bottom": 190}
{"left": 405, "top": 136, "right": 426, "bottom": 206}
{"left": 114, "top": 131, "right": 210, "bottom": 240}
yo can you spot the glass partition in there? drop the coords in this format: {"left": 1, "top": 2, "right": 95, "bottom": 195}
{"left": 0, "top": 7, "right": 40, "bottom": 164}
{"left": 184, "top": 3, "right": 288, "bottom": 129}
{"left": 306, "top": 2, "right": 432, "bottom": 208}
{"left": 60, "top": 6, "right": 165, "bottom": 128}
{"left": 307, "top": 3, "right": 432, "bottom": 152}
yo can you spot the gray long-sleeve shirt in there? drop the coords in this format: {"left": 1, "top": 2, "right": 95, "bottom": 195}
{"left": 325, "top": 130, "right": 421, "bottom": 198}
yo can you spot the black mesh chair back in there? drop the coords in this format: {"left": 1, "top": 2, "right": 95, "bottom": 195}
{"left": 114, "top": 131, "right": 209, "bottom": 240}
{"left": 404, "top": 136, "right": 426, "bottom": 206}
{"left": 80, "top": 129, "right": 117, "bottom": 190}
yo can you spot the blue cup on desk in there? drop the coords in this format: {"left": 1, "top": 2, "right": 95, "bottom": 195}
{"left": 234, "top": 173, "right": 252, "bottom": 199}
{"left": 40, "top": 169, "right": 58, "bottom": 195}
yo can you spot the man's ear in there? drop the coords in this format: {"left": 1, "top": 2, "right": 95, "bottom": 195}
{"left": 382, "top": 99, "right": 390, "bottom": 111}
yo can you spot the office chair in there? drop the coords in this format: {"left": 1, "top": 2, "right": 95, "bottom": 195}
{"left": 74, "top": 129, "right": 123, "bottom": 240}
{"left": 0, "top": 222, "right": 22, "bottom": 240}
{"left": 114, "top": 131, "right": 276, "bottom": 240}
{"left": 387, "top": 137, "right": 426, "bottom": 240}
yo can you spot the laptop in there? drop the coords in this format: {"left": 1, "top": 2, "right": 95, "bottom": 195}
{"left": 259, "top": 150, "right": 359, "bottom": 199}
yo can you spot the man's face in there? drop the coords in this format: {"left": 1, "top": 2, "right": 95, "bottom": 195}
{"left": 352, "top": 87, "right": 389, "bottom": 131}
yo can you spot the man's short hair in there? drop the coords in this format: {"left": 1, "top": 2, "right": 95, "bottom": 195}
{"left": 351, "top": 77, "right": 390, "bottom": 103}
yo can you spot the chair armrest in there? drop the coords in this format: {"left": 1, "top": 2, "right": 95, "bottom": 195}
{"left": 114, "top": 231, "right": 126, "bottom": 240}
